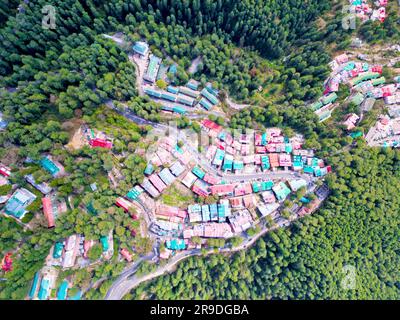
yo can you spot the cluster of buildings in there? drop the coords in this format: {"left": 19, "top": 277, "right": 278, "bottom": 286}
{"left": 316, "top": 53, "right": 400, "bottom": 124}
{"left": 133, "top": 41, "right": 221, "bottom": 113}
{"left": 200, "top": 120, "right": 331, "bottom": 176}
{"left": 365, "top": 114, "right": 400, "bottom": 147}
{"left": 47, "top": 232, "right": 114, "bottom": 270}
{"left": 348, "top": 0, "right": 388, "bottom": 23}
{"left": 29, "top": 268, "right": 82, "bottom": 300}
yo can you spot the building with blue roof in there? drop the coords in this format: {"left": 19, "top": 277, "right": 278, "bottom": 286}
{"left": 38, "top": 278, "right": 50, "bottom": 300}
{"left": 209, "top": 203, "right": 218, "bottom": 221}
{"left": 166, "top": 239, "right": 186, "bottom": 250}
{"left": 57, "top": 280, "right": 69, "bottom": 300}
{"left": 144, "top": 163, "right": 154, "bottom": 176}
{"left": 158, "top": 168, "right": 176, "bottom": 185}
{"left": 167, "top": 86, "right": 179, "bottom": 94}
{"left": 199, "top": 98, "right": 213, "bottom": 110}
{"left": 202, "top": 205, "right": 210, "bottom": 222}
{"left": 201, "top": 88, "right": 219, "bottom": 105}
{"left": 170, "top": 161, "right": 185, "bottom": 177}
{"left": 144, "top": 55, "right": 162, "bottom": 83}
{"left": 132, "top": 41, "right": 149, "bottom": 56}
{"left": 29, "top": 272, "right": 40, "bottom": 299}
{"left": 4, "top": 188, "right": 37, "bottom": 219}
{"left": 100, "top": 236, "right": 109, "bottom": 252}
{"left": 40, "top": 157, "right": 62, "bottom": 176}
{"left": 213, "top": 148, "right": 225, "bottom": 166}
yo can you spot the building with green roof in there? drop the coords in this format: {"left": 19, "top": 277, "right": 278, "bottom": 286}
{"left": 351, "top": 92, "right": 364, "bottom": 105}
{"left": 321, "top": 92, "right": 338, "bottom": 105}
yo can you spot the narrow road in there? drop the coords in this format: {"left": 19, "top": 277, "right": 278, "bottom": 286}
{"left": 106, "top": 219, "right": 288, "bottom": 300}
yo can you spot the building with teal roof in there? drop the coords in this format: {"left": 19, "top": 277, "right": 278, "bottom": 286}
{"left": 143, "top": 55, "right": 161, "bottom": 83}
{"left": 252, "top": 182, "right": 261, "bottom": 193}
{"left": 166, "top": 239, "right": 186, "bottom": 250}
{"left": 192, "top": 166, "right": 205, "bottom": 179}
{"left": 4, "top": 188, "right": 36, "bottom": 219}
{"left": 144, "top": 163, "right": 154, "bottom": 176}
{"left": 201, "top": 88, "right": 219, "bottom": 105}
{"left": 233, "top": 160, "right": 244, "bottom": 171}
{"left": 303, "top": 166, "right": 314, "bottom": 174}
{"left": 132, "top": 41, "right": 149, "bottom": 56}
{"left": 126, "top": 186, "right": 142, "bottom": 201}
{"left": 261, "top": 156, "right": 270, "bottom": 170}
{"left": 292, "top": 155, "right": 303, "bottom": 170}
{"left": 272, "top": 182, "right": 291, "bottom": 201}
{"left": 167, "top": 86, "right": 179, "bottom": 94}
{"left": 86, "top": 201, "right": 98, "bottom": 215}
{"left": 40, "top": 157, "right": 61, "bottom": 176}
{"left": 213, "top": 148, "right": 225, "bottom": 166}
{"left": 209, "top": 203, "right": 218, "bottom": 221}
{"left": 53, "top": 242, "right": 64, "bottom": 259}
{"left": 29, "top": 272, "right": 40, "bottom": 299}
{"left": 38, "top": 278, "right": 50, "bottom": 300}
{"left": 100, "top": 236, "right": 109, "bottom": 252}
{"left": 222, "top": 155, "right": 233, "bottom": 171}
{"left": 57, "top": 280, "right": 69, "bottom": 300}
{"left": 261, "top": 180, "right": 274, "bottom": 191}
{"left": 199, "top": 98, "right": 213, "bottom": 110}
{"left": 172, "top": 106, "right": 186, "bottom": 115}
{"left": 261, "top": 132, "right": 267, "bottom": 145}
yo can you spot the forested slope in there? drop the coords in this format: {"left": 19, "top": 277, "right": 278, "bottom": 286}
{"left": 129, "top": 146, "right": 400, "bottom": 299}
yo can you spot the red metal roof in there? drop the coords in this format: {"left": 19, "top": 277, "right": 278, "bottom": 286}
{"left": 209, "top": 184, "right": 235, "bottom": 195}
{"left": 42, "top": 197, "right": 55, "bottom": 228}
{"left": 116, "top": 197, "right": 132, "bottom": 212}
{"left": 89, "top": 138, "right": 112, "bottom": 149}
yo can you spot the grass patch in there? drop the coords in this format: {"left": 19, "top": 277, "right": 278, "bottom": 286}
{"left": 161, "top": 184, "right": 195, "bottom": 207}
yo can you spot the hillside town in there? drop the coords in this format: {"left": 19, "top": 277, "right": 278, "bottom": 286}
{"left": 0, "top": 0, "right": 399, "bottom": 303}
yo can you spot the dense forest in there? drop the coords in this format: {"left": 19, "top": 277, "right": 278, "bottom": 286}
{"left": 129, "top": 146, "right": 400, "bottom": 299}
{"left": 0, "top": 0, "right": 399, "bottom": 300}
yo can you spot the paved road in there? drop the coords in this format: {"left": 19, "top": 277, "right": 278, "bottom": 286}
{"left": 106, "top": 220, "right": 285, "bottom": 300}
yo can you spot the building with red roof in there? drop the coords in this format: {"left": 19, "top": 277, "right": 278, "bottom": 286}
{"left": 209, "top": 184, "right": 235, "bottom": 196}
{"left": 115, "top": 197, "right": 133, "bottom": 212}
{"left": 42, "top": 197, "right": 55, "bottom": 228}
{"left": 0, "top": 164, "right": 11, "bottom": 177}
{"left": 120, "top": 248, "right": 132, "bottom": 262}
{"left": 149, "top": 174, "right": 167, "bottom": 193}
{"left": 203, "top": 174, "right": 219, "bottom": 185}
{"left": 268, "top": 153, "right": 279, "bottom": 168}
{"left": 89, "top": 138, "right": 112, "bottom": 149}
